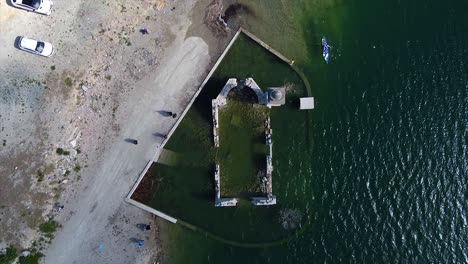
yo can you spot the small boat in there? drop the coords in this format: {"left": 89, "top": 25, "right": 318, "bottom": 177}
{"left": 322, "top": 36, "right": 330, "bottom": 64}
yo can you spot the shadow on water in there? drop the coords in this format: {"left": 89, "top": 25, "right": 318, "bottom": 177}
{"left": 222, "top": 3, "right": 257, "bottom": 30}
{"left": 237, "top": 191, "right": 263, "bottom": 199}
{"left": 194, "top": 190, "right": 212, "bottom": 202}
{"left": 226, "top": 87, "right": 259, "bottom": 104}
{"left": 222, "top": 3, "right": 256, "bottom": 21}
{"left": 192, "top": 77, "right": 226, "bottom": 124}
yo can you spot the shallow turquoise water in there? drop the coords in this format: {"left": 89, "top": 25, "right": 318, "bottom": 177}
{"left": 161, "top": 0, "right": 468, "bottom": 263}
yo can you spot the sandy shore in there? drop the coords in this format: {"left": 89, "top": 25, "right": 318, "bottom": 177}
{"left": 0, "top": 0, "right": 230, "bottom": 262}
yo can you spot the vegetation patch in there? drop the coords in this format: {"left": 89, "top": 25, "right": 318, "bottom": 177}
{"left": 39, "top": 219, "right": 58, "bottom": 238}
{"left": 218, "top": 99, "right": 267, "bottom": 196}
{"left": 0, "top": 245, "right": 17, "bottom": 264}
{"left": 55, "top": 148, "right": 70, "bottom": 155}
{"left": 118, "top": 31, "right": 131, "bottom": 46}
{"left": 36, "top": 170, "right": 44, "bottom": 182}
{"left": 73, "top": 164, "right": 81, "bottom": 172}
{"left": 18, "top": 250, "right": 43, "bottom": 264}
{"left": 64, "top": 77, "right": 73, "bottom": 87}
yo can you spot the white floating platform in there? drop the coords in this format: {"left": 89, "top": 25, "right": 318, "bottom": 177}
{"left": 300, "top": 97, "right": 315, "bottom": 110}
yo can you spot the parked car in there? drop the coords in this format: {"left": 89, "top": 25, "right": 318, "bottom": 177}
{"left": 11, "top": 0, "right": 54, "bottom": 15}
{"left": 17, "top": 36, "right": 55, "bottom": 57}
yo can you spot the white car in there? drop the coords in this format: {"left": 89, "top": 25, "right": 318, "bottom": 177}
{"left": 17, "top": 36, "right": 55, "bottom": 57}
{"left": 11, "top": 0, "right": 54, "bottom": 15}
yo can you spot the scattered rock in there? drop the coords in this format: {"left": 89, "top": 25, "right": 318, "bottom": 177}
{"left": 69, "top": 149, "right": 78, "bottom": 157}
{"left": 54, "top": 203, "right": 65, "bottom": 212}
{"left": 69, "top": 130, "right": 81, "bottom": 147}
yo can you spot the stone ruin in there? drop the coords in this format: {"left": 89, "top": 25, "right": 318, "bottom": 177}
{"left": 212, "top": 78, "right": 285, "bottom": 207}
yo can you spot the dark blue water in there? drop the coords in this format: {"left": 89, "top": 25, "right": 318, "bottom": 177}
{"left": 305, "top": 1, "right": 468, "bottom": 262}
{"left": 162, "top": 0, "right": 468, "bottom": 263}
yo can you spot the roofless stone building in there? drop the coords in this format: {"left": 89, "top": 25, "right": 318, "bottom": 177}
{"left": 212, "top": 78, "right": 285, "bottom": 207}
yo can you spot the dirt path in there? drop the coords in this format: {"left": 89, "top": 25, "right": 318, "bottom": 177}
{"left": 44, "top": 34, "right": 210, "bottom": 263}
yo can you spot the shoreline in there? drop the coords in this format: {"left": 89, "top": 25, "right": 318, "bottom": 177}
{"left": 126, "top": 27, "right": 308, "bottom": 247}
{"left": 133, "top": 28, "right": 312, "bottom": 262}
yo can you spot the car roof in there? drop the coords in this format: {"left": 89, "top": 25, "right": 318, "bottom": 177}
{"left": 21, "top": 37, "right": 38, "bottom": 50}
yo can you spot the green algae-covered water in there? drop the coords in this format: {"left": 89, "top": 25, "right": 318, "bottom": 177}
{"left": 134, "top": 33, "right": 311, "bottom": 244}
{"left": 159, "top": 0, "right": 468, "bottom": 263}
{"left": 217, "top": 99, "right": 267, "bottom": 197}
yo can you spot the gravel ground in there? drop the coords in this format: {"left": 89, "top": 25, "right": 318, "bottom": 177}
{"left": 0, "top": 0, "right": 229, "bottom": 262}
